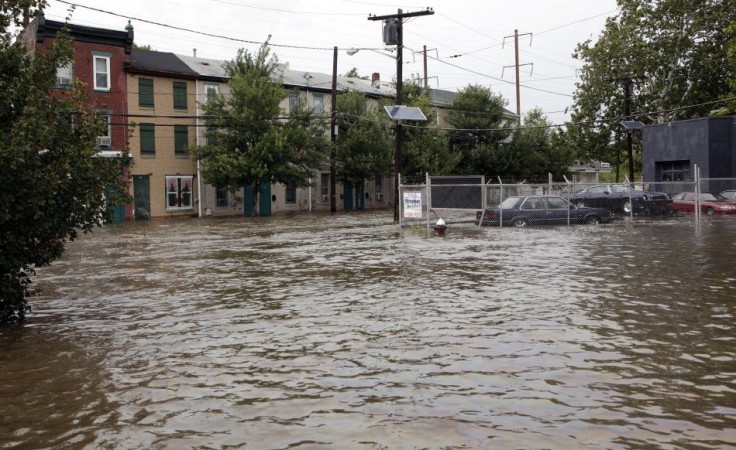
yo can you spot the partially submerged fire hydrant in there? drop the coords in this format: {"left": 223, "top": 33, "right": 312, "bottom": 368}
{"left": 433, "top": 218, "right": 448, "bottom": 236}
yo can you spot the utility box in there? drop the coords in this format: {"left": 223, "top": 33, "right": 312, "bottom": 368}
{"left": 383, "top": 19, "right": 398, "bottom": 45}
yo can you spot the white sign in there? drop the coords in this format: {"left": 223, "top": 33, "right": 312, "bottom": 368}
{"left": 403, "top": 192, "right": 422, "bottom": 218}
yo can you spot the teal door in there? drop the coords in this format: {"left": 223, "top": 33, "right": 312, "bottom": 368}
{"left": 356, "top": 184, "right": 365, "bottom": 210}
{"left": 343, "top": 182, "right": 353, "bottom": 211}
{"left": 244, "top": 186, "right": 255, "bottom": 216}
{"left": 259, "top": 180, "right": 271, "bottom": 216}
{"left": 133, "top": 175, "right": 151, "bottom": 220}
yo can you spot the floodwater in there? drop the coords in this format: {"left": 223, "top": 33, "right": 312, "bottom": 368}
{"left": 1, "top": 212, "right": 735, "bottom": 449}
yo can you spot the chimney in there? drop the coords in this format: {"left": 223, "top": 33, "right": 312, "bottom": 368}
{"left": 193, "top": 48, "right": 197, "bottom": 57}
{"left": 371, "top": 72, "right": 380, "bottom": 88}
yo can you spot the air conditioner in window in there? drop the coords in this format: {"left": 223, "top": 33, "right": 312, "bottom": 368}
{"left": 57, "top": 77, "right": 71, "bottom": 86}
{"left": 96, "top": 136, "right": 112, "bottom": 147}
{"left": 321, "top": 194, "right": 329, "bottom": 202}
{"left": 375, "top": 193, "right": 383, "bottom": 201}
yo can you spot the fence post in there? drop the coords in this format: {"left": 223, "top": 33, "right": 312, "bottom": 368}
{"left": 426, "top": 172, "right": 431, "bottom": 234}
{"left": 626, "top": 176, "right": 634, "bottom": 222}
{"left": 694, "top": 164, "right": 700, "bottom": 223}
{"left": 398, "top": 173, "right": 403, "bottom": 228}
{"left": 498, "top": 177, "right": 504, "bottom": 228}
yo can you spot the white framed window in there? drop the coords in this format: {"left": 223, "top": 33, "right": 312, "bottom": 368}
{"left": 165, "top": 176, "right": 193, "bottom": 210}
{"left": 93, "top": 52, "right": 111, "bottom": 91}
{"left": 205, "top": 84, "right": 219, "bottom": 103}
{"left": 313, "top": 93, "right": 324, "bottom": 115}
{"left": 56, "top": 62, "right": 73, "bottom": 88}
{"left": 96, "top": 112, "right": 112, "bottom": 148}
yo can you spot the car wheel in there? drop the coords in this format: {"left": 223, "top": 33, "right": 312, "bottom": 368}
{"left": 622, "top": 201, "right": 632, "bottom": 213}
{"left": 705, "top": 207, "right": 715, "bottom": 215}
{"left": 585, "top": 215, "right": 600, "bottom": 225}
{"left": 575, "top": 201, "right": 585, "bottom": 208}
{"left": 512, "top": 218, "right": 529, "bottom": 227}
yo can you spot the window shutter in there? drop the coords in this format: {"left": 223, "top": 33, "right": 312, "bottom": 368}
{"left": 173, "top": 82, "right": 187, "bottom": 109}
{"left": 174, "top": 125, "right": 188, "bottom": 155}
{"left": 139, "top": 78, "right": 154, "bottom": 107}
{"left": 140, "top": 123, "right": 155, "bottom": 155}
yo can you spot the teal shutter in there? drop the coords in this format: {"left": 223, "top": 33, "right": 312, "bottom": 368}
{"left": 173, "top": 82, "right": 187, "bottom": 109}
{"left": 140, "top": 123, "right": 155, "bottom": 155}
{"left": 174, "top": 125, "right": 188, "bottom": 155}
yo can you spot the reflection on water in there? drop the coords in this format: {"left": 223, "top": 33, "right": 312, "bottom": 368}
{"left": 1, "top": 213, "right": 735, "bottom": 449}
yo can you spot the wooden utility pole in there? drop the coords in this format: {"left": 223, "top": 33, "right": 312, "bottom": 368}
{"left": 607, "top": 74, "right": 643, "bottom": 182}
{"left": 330, "top": 46, "right": 338, "bottom": 213}
{"left": 368, "top": 8, "right": 434, "bottom": 222}
{"left": 503, "top": 29, "right": 532, "bottom": 126}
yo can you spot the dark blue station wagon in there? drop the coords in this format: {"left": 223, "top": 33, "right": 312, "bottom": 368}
{"left": 476, "top": 195, "right": 614, "bottom": 227}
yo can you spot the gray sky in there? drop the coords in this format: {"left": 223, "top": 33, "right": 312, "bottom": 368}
{"left": 39, "top": 0, "right": 619, "bottom": 123}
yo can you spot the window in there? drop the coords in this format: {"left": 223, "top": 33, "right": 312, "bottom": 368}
{"left": 215, "top": 187, "right": 228, "bottom": 207}
{"left": 289, "top": 91, "right": 299, "bottom": 112}
{"left": 205, "top": 84, "right": 219, "bottom": 103}
{"left": 173, "top": 81, "right": 187, "bottom": 109}
{"left": 285, "top": 182, "right": 296, "bottom": 204}
{"left": 139, "top": 78, "right": 153, "bottom": 107}
{"left": 321, "top": 173, "right": 329, "bottom": 202}
{"left": 313, "top": 93, "right": 324, "bottom": 115}
{"left": 375, "top": 176, "right": 382, "bottom": 195}
{"left": 166, "top": 176, "right": 193, "bottom": 210}
{"left": 174, "top": 125, "right": 188, "bottom": 155}
{"left": 546, "top": 197, "right": 569, "bottom": 209}
{"left": 205, "top": 125, "right": 218, "bottom": 146}
{"left": 140, "top": 123, "right": 155, "bottom": 156}
{"left": 656, "top": 160, "right": 690, "bottom": 181}
{"left": 56, "top": 62, "right": 73, "bottom": 88}
{"left": 96, "top": 113, "right": 112, "bottom": 148}
{"left": 92, "top": 52, "right": 110, "bottom": 91}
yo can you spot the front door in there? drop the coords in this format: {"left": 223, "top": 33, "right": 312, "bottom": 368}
{"left": 259, "top": 180, "right": 271, "bottom": 216}
{"left": 133, "top": 175, "right": 151, "bottom": 220}
{"left": 244, "top": 186, "right": 255, "bottom": 216}
{"left": 343, "top": 182, "right": 353, "bottom": 211}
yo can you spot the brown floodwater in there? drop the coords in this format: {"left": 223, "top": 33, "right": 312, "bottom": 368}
{"left": 1, "top": 212, "right": 735, "bottom": 449}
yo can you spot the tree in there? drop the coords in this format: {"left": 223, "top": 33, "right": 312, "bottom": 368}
{"left": 447, "top": 84, "right": 513, "bottom": 178}
{"left": 568, "top": 0, "right": 736, "bottom": 174}
{"left": 335, "top": 91, "right": 392, "bottom": 206}
{"left": 502, "top": 109, "right": 575, "bottom": 182}
{"left": 397, "top": 79, "right": 457, "bottom": 179}
{"left": 1, "top": 2, "right": 128, "bottom": 323}
{"left": 191, "top": 43, "right": 328, "bottom": 212}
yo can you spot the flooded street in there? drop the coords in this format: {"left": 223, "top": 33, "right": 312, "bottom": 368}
{"left": 1, "top": 212, "right": 735, "bottom": 449}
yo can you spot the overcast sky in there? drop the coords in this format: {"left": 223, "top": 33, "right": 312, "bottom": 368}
{"left": 38, "top": 0, "right": 619, "bottom": 123}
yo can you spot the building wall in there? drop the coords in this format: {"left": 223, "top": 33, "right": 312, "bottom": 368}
{"left": 643, "top": 117, "right": 736, "bottom": 182}
{"left": 127, "top": 73, "right": 198, "bottom": 218}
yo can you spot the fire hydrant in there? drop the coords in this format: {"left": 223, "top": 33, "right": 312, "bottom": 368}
{"left": 433, "top": 218, "right": 448, "bottom": 236}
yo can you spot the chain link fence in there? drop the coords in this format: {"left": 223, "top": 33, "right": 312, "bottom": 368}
{"left": 398, "top": 172, "right": 736, "bottom": 229}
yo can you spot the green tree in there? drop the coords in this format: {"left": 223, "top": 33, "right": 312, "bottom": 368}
{"left": 397, "top": 79, "right": 457, "bottom": 178}
{"left": 569, "top": 0, "right": 735, "bottom": 173}
{"left": 335, "top": 91, "right": 392, "bottom": 207}
{"left": 447, "top": 84, "right": 513, "bottom": 178}
{"left": 501, "top": 109, "right": 575, "bottom": 182}
{"left": 191, "top": 43, "right": 328, "bottom": 213}
{"left": 1, "top": 2, "right": 128, "bottom": 323}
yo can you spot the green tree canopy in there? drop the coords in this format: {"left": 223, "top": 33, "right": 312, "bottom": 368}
{"left": 335, "top": 91, "right": 392, "bottom": 192}
{"left": 191, "top": 43, "right": 328, "bottom": 208}
{"left": 568, "top": 0, "right": 736, "bottom": 169}
{"left": 398, "top": 79, "right": 457, "bottom": 179}
{"left": 447, "top": 84, "right": 513, "bottom": 178}
{"left": 1, "top": 2, "right": 128, "bottom": 323}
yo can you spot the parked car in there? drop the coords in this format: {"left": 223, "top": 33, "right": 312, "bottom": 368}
{"left": 671, "top": 192, "right": 736, "bottom": 215}
{"left": 717, "top": 190, "right": 736, "bottom": 201}
{"left": 476, "top": 195, "right": 613, "bottom": 227}
{"left": 567, "top": 184, "right": 672, "bottom": 215}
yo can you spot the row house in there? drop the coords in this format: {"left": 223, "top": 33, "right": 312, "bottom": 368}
{"left": 24, "top": 16, "right": 497, "bottom": 220}
{"left": 21, "top": 15, "right": 134, "bottom": 221}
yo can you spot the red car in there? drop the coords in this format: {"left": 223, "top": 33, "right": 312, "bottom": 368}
{"left": 671, "top": 192, "right": 736, "bottom": 215}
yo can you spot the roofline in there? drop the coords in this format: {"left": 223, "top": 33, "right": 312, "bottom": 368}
{"left": 36, "top": 16, "right": 133, "bottom": 54}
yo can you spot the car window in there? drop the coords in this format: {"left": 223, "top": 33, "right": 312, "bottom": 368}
{"left": 683, "top": 193, "right": 694, "bottom": 201}
{"left": 500, "top": 197, "right": 520, "bottom": 209}
{"left": 590, "top": 186, "right": 605, "bottom": 194}
{"left": 546, "top": 197, "right": 568, "bottom": 209}
{"left": 610, "top": 185, "right": 626, "bottom": 193}
{"left": 700, "top": 193, "right": 717, "bottom": 201}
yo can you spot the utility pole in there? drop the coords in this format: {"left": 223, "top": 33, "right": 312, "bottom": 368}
{"left": 330, "top": 46, "right": 337, "bottom": 213}
{"left": 368, "top": 8, "right": 434, "bottom": 222}
{"left": 607, "top": 74, "right": 643, "bottom": 183}
{"left": 423, "top": 45, "right": 428, "bottom": 88}
{"left": 503, "top": 29, "right": 532, "bottom": 126}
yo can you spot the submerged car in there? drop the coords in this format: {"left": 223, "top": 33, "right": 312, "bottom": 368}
{"left": 567, "top": 184, "right": 672, "bottom": 215}
{"left": 671, "top": 192, "right": 736, "bottom": 215}
{"left": 476, "top": 195, "right": 613, "bottom": 227}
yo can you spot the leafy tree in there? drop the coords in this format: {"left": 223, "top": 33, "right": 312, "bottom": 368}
{"left": 1, "top": 2, "right": 128, "bottom": 323}
{"left": 342, "top": 67, "right": 367, "bottom": 79}
{"left": 447, "top": 84, "right": 513, "bottom": 178}
{"left": 191, "top": 43, "right": 328, "bottom": 213}
{"left": 501, "top": 109, "right": 575, "bottom": 182}
{"left": 568, "top": 0, "right": 735, "bottom": 174}
{"left": 335, "top": 91, "right": 392, "bottom": 206}
{"left": 397, "top": 79, "right": 457, "bottom": 178}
